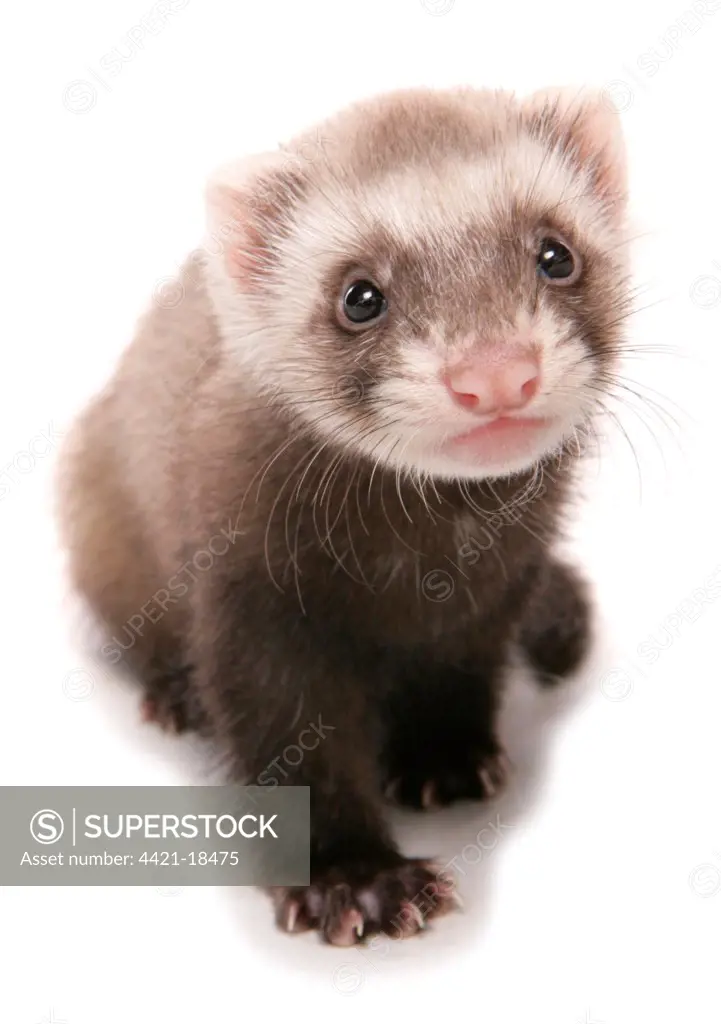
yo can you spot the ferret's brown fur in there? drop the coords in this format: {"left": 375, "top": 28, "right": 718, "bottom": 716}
{"left": 56, "top": 86, "right": 629, "bottom": 945}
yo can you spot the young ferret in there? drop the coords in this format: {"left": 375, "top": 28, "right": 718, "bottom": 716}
{"left": 57, "top": 86, "right": 630, "bottom": 945}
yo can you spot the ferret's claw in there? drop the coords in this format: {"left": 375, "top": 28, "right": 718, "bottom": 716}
{"left": 272, "top": 858, "right": 460, "bottom": 945}
{"left": 398, "top": 900, "right": 426, "bottom": 934}
{"left": 478, "top": 766, "right": 496, "bottom": 796}
{"left": 421, "top": 780, "right": 438, "bottom": 809}
{"left": 285, "top": 900, "right": 299, "bottom": 933}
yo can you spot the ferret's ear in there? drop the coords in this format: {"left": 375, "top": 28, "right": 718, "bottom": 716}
{"left": 205, "top": 151, "right": 306, "bottom": 289}
{"left": 524, "top": 87, "right": 627, "bottom": 210}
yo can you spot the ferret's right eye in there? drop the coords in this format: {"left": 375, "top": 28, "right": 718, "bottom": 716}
{"left": 339, "top": 280, "right": 388, "bottom": 329}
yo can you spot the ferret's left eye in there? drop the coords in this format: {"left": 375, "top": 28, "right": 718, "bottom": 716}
{"left": 536, "top": 237, "right": 582, "bottom": 285}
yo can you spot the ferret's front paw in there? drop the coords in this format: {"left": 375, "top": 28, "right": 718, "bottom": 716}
{"left": 272, "top": 858, "right": 458, "bottom": 946}
{"left": 385, "top": 744, "right": 510, "bottom": 810}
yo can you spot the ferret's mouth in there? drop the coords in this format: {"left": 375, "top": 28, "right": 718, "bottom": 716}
{"left": 443, "top": 415, "right": 556, "bottom": 463}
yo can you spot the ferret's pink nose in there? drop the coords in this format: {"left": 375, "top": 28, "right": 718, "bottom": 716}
{"left": 445, "top": 354, "right": 540, "bottom": 415}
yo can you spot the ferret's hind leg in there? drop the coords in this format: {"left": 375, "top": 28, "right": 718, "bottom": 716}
{"left": 140, "top": 661, "right": 209, "bottom": 735}
{"left": 518, "top": 559, "right": 592, "bottom": 685}
{"left": 55, "top": 394, "right": 187, "bottom": 712}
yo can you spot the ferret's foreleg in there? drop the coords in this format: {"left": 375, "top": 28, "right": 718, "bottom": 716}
{"left": 190, "top": 574, "right": 458, "bottom": 944}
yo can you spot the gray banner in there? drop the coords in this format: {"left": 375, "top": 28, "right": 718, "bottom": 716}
{"left": 0, "top": 786, "right": 309, "bottom": 885}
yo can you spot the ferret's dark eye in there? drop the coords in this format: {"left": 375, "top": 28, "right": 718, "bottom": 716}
{"left": 536, "top": 237, "right": 581, "bottom": 285}
{"left": 341, "top": 280, "right": 387, "bottom": 325}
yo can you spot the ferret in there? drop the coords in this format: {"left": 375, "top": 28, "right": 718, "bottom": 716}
{"left": 56, "top": 85, "right": 630, "bottom": 946}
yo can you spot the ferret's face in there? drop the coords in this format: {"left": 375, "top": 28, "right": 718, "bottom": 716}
{"left": 207, "top": 89, "right": 629, "bottom": 480}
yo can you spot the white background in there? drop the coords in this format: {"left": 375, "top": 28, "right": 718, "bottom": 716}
{"left": 1, "top": 1, "right": 720, "bottom": 1021}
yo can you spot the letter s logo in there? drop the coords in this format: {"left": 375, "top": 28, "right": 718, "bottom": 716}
{"left": 30, "top": 809, "right": 65, "bottom": 845}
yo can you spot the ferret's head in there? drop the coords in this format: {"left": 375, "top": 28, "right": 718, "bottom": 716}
{"left": 204, "top": 87, "right": 629, "bottom": 480}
